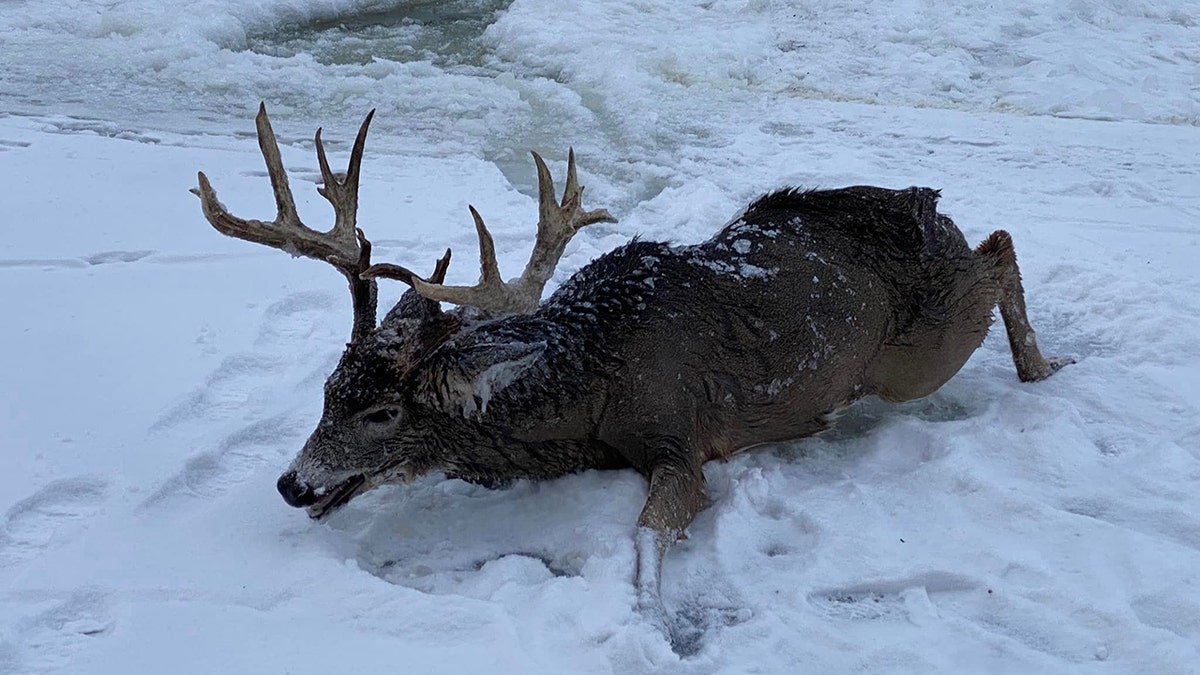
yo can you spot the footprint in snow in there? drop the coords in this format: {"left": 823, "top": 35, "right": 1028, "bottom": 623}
{"left": 808, "top": 571, "right": 979, "bottom": 624}
{"left": 748, "top": 493, "right": 821, "bottom": 563}
{"left": 150, "top": 291, "right": 338, "bottom": 432}
{"left": 0, "top": 251, "right": 156, "bottom": 269}
{"left": 713, "top": 468, "right": 821, "bottom": 567}
{"left": 1130, "top": 592, "right": 1200, "bottom": 640}
{"left": 149, "top": 352, "right": 289, "bottom": 431}
{"left": 1059, "top": 496, "right": 1200, "bottom": 556}
{"left": 0, "top": 477, "right": 108, "bottom": 567}
{"left": 81, "top": 250, "right": 155, "bottom": 265}
{"left": 254, "top": 290, "right": 340, "bottom": 348}
{"left": 142, "top": 413, "right": 302, "bottom": 508}
{"left": 668, "top": 603, "right": 753, "bottom": 658}
{"left": 7, "top": 587, "right": 116, "bottom": 673}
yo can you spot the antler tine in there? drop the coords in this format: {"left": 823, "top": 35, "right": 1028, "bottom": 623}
{"left": 193, "top": 104, "right": 381, "bottom": 341}
{"left": 360, "top": 262, "right": 424, "bottom": 285}
{"left": 315, "top": 109, "right": 375, "bottom": 246}
{"left": 389, "top": 149, "right": 616, "bottom": 315}
{"left": 361, "top": 247, "right": 453, "bottom": 287}
{"left": 562, "top": 148, "right": 580, "bottom": 209}
{"left": 255, "top": 102, "right": 300, "bottom": 228}
{"left": 407, "top": 206, "right": 524, "bottom": 309}
{"left": 430, "top": 248, "right": 453, "bottom": 284}
{"left": 533, "top": 151, "right": 560, "bottom": 229}
{"left": 468, "top": 205, "right": 504, "bottom": 288}
{"left": 520, "top": 148, "right": 616, "bottom": 291}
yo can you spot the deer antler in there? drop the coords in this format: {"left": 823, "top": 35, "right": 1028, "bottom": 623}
{"left": 364, "top": 150, "right": 616, "bottom": 314}
{"left": 194, "top": 104, "right": 383, "bottom": 342}
{"left": 195, "top": 108, "right": 609, "bottom": 322}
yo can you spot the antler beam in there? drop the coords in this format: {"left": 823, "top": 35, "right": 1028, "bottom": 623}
{"left": 365, "top": 150, "right": 616, "bottom": 314}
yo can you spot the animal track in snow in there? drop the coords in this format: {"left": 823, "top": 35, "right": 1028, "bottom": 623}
{"left": 669, "top": 603, "right": 753, "bottom": 658}
{"left": 0, "top": 250, "right": 155, "bottom": 269}
{"left": 747, "top": 493, "right": 821, "bottom": 562}
{"left": 255, "top": 290, "right": 339, "bottom": 347}
{"left": 656, "top": 468, "right": 814, "bottom": 657}
{"left": 142, "top": 414, "right": 302, "bottom": 507}
{"left": 0, "top": 477, "right": 108, "bottom": 567}
{"left": 81, "top": 250, "right": 155, "bottom": 265}
{"left": 709, "top": 468, "right": 823, "bottom": 568}
{"left": 8, "top": 588, "right": 116, "bottom": 673}
{"left": 1059, "top": 497, "right": 1200, "bottom": 555}
{"left": 144, "top": 291, "right": 339, "bottom": 511}
{"left": 808, "top": 572, "right": 979, "bottom": 623}
{"left": 0, "top": 251, "right": 285, "bottom": 270}
{"left": 807, "top": 572, "right": 1108, "bottom": 661}
{"left": 150, "top": 292, "right": 336, "bottom": 433}
{"left": 0, "top": 258, "right": 89, "bottom": 270}
{"left": 150, "top": 353, "right": 289, "bottom": 431}
{"left": 1130, "top": 592, "right": 1200, "bottom": 640}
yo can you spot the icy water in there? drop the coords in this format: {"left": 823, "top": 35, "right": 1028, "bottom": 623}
{"left": 243, "top": 0, "right": 511, "bottom": 68}
{"left": 1, "top": 0, "right": 529, "bottom": 143}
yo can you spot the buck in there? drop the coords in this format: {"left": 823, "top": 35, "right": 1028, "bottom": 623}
{"left": 194, "top": 105, "right": 1068, "bottom": 627}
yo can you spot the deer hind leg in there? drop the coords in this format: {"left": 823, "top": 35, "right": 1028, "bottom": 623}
{"left": 976, "top": 230, "right": 1072, "bottom": 382}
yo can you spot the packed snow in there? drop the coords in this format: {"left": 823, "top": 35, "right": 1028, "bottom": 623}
{"left": 2, "top": 0, "right": 1199, "bottom": 672}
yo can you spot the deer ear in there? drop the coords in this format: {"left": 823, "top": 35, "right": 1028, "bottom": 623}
{"left": 418, "top": 340, "right": 546, "bottom": 417}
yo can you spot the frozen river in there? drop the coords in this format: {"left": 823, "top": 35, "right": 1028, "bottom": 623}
{"left": 2, "top": 1, "right": 1200, "bottom": 672}
{"left": 4, "top": 0, "right": 1197, "bottom": 198}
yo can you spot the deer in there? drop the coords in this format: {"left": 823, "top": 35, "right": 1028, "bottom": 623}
{"left": 193, "top": 105, "right": 1069, "bottom": 634}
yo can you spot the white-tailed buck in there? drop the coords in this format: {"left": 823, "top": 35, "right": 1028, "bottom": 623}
{"left": 194, "top": 105, "right": 1069, "bottom": 634}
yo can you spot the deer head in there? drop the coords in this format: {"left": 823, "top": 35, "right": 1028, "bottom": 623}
{"left": 193, "top": 105, "right": 614, "bottom": 518}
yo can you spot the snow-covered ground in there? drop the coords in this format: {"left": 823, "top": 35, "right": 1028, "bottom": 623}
{"left": 2, "top": 0, "right": 1199, "bottom": 672}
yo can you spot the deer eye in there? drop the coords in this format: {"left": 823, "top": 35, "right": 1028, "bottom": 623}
{"left": 362, "top": 407, "right": 399, "bottom": 425}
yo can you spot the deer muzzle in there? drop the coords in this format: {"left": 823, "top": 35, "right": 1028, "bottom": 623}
{"left": 276, "top": 470, "right": 368, "bottom": 519}
{"left": 276, "top": 470, "right": 317, "bottom": 508}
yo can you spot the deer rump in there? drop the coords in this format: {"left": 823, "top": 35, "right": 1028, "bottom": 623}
{"left": 194, "top": 107, "right": 1067, "bottom": 637}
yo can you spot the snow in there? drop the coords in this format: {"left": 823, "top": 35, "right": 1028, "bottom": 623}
{"left": 2, "top": 0, "right": 1200, "bottom": 672}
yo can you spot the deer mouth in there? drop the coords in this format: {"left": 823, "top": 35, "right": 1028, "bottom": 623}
{"left": 306, "top": 474, "right": 368, "bottom": 520}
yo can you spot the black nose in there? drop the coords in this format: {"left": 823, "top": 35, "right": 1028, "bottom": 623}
{"left": 277, "top": 470, "right": 317, "bottom": 508}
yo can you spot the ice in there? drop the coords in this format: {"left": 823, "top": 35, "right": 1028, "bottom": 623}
{"left": 2, "top": 0, "right": 1200, "bottom": 672}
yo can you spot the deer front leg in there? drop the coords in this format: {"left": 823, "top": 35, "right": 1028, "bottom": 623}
{"left": 977, "top": 230, "right": 1073, "bottom": 382}
{"left": 635, "top": 459, "right": 708, "bottom": 619}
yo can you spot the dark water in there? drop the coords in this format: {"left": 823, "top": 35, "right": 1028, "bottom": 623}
{"left": 244, "top": 0, "right": 512, "bottom": 69}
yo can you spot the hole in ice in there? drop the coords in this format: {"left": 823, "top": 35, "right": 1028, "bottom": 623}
{"left": 243, "top": 0, "right": 513, "bottom": 69}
